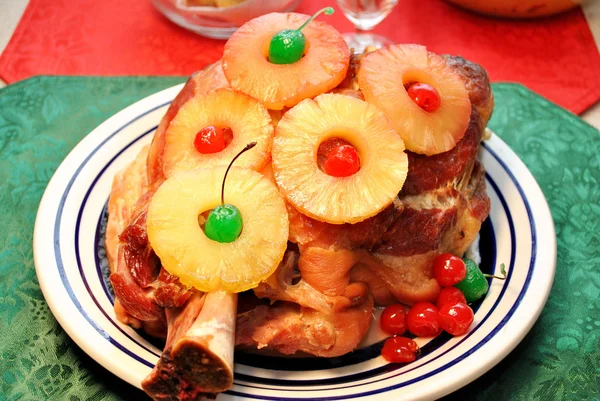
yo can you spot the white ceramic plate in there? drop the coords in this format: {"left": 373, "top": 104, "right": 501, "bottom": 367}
{"left": 33, "top": 84, "right": 556, "bottom": 401}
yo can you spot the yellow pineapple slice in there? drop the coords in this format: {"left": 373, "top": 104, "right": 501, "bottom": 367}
{"left": 357, "top": 44, "right": 471, "bottom": 156}
{"left": 272, "top": 93, "right": 408, "bottom": 224}
{"left": 147, "top": 167, "right": 289, "bottom": 293}
{"left": 162, "top": 88, "right": 273, "bottom": 177}
{"left": 222, "top": 12, "right": 350, "bottom": 110}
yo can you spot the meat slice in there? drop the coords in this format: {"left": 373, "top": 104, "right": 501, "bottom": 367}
{"left": 106, "top": 145, "right": 150, "bottom": 271}
{"left": 237, "top": 303, "right": 336, "bottom": 356}
{"left": 110, "top": 248, "right": 165, "bottom": 323}
{"left": 401, "top": 108, "right": 483, "bottom": 196}
{"left": 280, "top": 243, "right": 441, "bottom": 306}
{"left": 237, "top": 292, "right": 373, "bottom": 358}
{"left": 359, "top": 252, "right": 441, "bottom": 305}
{"left": 287, "top": 203, "right": 400, "bottom": 251}
{"left": 110, "top": 189, "right": 191, "bottom": 335}
{"left": 441, "top": 161, "right": 491, "bottom": 255}
{"left": 254, "top": 251, "right": 370, "bottom": 313}
{"left": 254, "top": 251, "right": 334, "bottom": 313}
{"left": 118, "top": 191, "right": 160, "bottom": 288}
{"left": 376, "top": 188, "right": 460, "bottom": 256}
{"left": 249, "top": 251, "right": 374, "bottom": 356}
{"left": 152, "top": 268, "right": 193, "bottom": 310}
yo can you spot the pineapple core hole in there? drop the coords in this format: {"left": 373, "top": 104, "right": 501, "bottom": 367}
{"left": 403, "top": 81, "right": 418, "bottom": 91}
{"left": 402, "top": 74, "right": 442, "bottom": 113}
{"left": 218, "top": 126, "right": 234, "bottom": 148}
{"left": 198, "top": 210, "right": 211, "bottom": 230}
{"left": 193, "top": 126, "right": 234, "bottom": 155}
{"left": 317, "top": 137, "right": 361, "bottom": 174}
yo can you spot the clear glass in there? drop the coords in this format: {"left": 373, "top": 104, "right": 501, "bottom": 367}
{"left": 336, "top": 0, "right": 398, "bottom": 52}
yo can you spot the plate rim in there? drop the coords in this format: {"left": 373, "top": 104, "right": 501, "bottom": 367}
{"left": 33, "top": 84, "right": 557, "bottom": 400}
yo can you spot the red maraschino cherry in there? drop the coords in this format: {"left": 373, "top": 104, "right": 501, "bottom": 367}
{"left": 194, "top": 126, "right": 229, "bottom": 154}
{"left": 407, "top": 83, "right": 441, "bottom": 113}
{"left": 323, "top": 144, "right": 360, "bottom": 177}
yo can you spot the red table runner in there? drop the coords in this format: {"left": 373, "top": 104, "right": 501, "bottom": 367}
{"left": 1, "top": 0, "right": 599, "bottom": 113}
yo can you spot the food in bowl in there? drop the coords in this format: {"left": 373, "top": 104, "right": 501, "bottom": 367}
{"left": 186, "top": 0, "right": 245, "bottom": 7}
{"left": 105, "top": 8, "right": 494, "bottom": 400}
{"left": 152, "top": 0, "right": 303, "bottom": 38}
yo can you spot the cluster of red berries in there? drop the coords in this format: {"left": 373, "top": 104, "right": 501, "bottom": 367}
{"left": 380, "top": 254, "right": 475, "bottom": 363}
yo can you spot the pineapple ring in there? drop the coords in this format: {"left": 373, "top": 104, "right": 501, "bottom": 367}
{"left": 272, "top": 93, "right": 408, "bottom": 225}
{"left": 357, "top": 44, "right": 472, "bottom": 156}
{"left": 162, "top": 88, "right": 273, "bottom": 178}
{"left": 222, "top": 12, "right": 350, "bottom": 110}
{"left": 147, "top": 167, "right": 289, "bottom": 293}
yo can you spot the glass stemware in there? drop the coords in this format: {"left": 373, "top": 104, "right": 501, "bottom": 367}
{"left": 336, "top": 0, "right": 398, "bottom": 52}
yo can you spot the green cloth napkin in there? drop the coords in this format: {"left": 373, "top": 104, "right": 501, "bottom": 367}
{"left": 0, "top": 77, "right": 598, "bottom": 401}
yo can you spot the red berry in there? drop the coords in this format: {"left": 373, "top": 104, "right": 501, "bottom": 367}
{"left": 381, "top": 336, "right": 419, "bottom": 363}
{"left": 323, "top": 144, "right": 360, "bottom": 177}
{"left": 433, "top": 254, "right": 467, "bottom": 287}
{"left": 436, "top": 287, "right": 467, "bottom": 309}
{"left": 380, "top": 304, "right": 407, "bottom": 335}
{"left": 406, "top": 302, "right": 442, "bottom": 337}
{"left": 194, "top": 126, "right": 228, "bottom": 154}
{"left": 439, "top": 302, "right": 474, "bottom": 336}
{"left": 407, "top": 83, "right": 441, "bottom": 113}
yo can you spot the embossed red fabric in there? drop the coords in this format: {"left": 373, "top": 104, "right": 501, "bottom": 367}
{"left": 0, "top": 0, "right": 598, "bottom": 113}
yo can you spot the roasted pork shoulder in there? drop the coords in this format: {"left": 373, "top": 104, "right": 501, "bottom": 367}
{"left": 105, "top": 51, "right": 492, "bottom": 399}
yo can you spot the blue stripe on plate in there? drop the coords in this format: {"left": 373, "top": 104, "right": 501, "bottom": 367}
{"left": 95, "top": 203, "right": 115, "bottom": 303}
{"left": 75, "top": 126, "right": 162, "bottom": 359}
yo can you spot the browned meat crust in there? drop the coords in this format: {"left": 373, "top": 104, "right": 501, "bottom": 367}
{"left": 443, "top": 55, "right": 494, "bottom": 124}
{"left": 401, "top": 108, "right": 483, "bottom": 195}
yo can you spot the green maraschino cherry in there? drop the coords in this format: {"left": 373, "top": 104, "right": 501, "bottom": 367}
{"left": 268, "top": 7, "right": 335, "bottom": 65}
{"left": 455, "top": 259, "right": 507, "bottom": 303}
{"left": 204, "top": 142, "right": 257, "bottom": 243}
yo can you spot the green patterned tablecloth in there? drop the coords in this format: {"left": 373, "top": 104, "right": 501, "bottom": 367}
{"left": 0, "top": 77, "right": 598, "bottom": 401}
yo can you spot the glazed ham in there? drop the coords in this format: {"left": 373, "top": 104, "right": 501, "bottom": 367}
{"left": 105, "top": 52, "right": 492, "bottom": 400}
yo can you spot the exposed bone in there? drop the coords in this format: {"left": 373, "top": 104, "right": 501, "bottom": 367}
{"left": 142, "top": 291, "right": 237, "bottom": 400}
{"left": 164, "top": 293, "right": 206, "bottom": 351}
